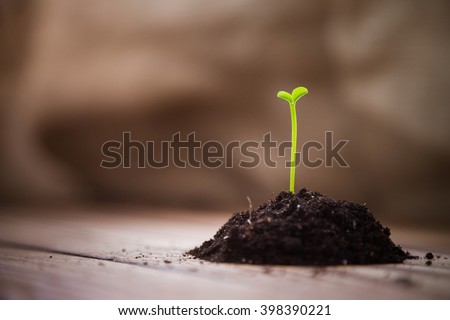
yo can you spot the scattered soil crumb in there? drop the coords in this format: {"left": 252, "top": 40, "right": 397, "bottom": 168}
{"left": 163, "top": 260, "right": 172, "bottom": 264}
{"left": 49, "top": 256, "right": 52, "bottom": 258}
{"left": 394, "top": 277, "right": 414, "bottom": 287}
{"left": 425, "top": 260, "right": 432, "bottom": 266}
{"left": 311, "top": 268, "right": 327, "bottom": 277}
{"left": 263, "top": 267, "right": 272, "bottom": 274}
{"left": 425, "top": 252, "right": 434, "bottom": 260}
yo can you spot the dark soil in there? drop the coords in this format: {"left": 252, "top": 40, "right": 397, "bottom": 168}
{"left": 189, "top": 188, "right": 412, "bottom": 266}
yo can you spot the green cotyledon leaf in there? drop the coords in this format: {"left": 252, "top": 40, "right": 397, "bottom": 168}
{"left": 277, "top": 91, "right": 293, "bottom": 104}
{"left": 291, "top": 86, "right": 308, "bottom": 103}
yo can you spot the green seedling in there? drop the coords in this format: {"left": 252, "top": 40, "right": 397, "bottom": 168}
{"left": 276, "top": 86, "right": 309, "bottom": 193}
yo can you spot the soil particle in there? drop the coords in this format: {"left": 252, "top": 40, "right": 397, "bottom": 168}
{"left": 425, "top": 252, "right": 434, "bottom": 260}
{"left": 394, "top": 277, "right": 415, "bottom": 287}
{"left": 425, "top": 260, "right": 432, "bottom": 266}
{"left": 189, "top": 188, "right": 412, "bottom": 266}
{"left": 163, "top": 260, "right": 172, "bottom": 264}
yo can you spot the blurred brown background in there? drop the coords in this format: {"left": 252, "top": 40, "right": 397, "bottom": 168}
{"left": 1, "top": 0, "right": 449, "bottom": 229}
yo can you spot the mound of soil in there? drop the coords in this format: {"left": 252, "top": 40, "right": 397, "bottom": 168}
{"left": 189, "top": 188, "right": 411, "bottom": 265}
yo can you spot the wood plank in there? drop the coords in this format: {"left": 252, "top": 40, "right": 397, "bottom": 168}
{"left": 0, "top": 209, "right": 449, "bottom": 299}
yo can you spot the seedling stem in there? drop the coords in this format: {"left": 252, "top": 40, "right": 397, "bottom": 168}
{"left": 276, "top": 86, "right": 308, "bottom": 193}
{"left": 289, "top": 101, "right": 297, "bottom": 194}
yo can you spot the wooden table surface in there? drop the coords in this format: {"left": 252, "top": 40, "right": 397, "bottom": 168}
{"left": 0, "top": 208, "right": 449, "bottom": 299}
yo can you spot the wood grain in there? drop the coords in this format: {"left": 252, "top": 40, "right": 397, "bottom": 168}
{"left": 0, "top": 208, "right": 449, "bottom": 299}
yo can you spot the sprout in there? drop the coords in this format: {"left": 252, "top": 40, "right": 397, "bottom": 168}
{"left": 276, "top": 86, "right": 308, "bottom": 193}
